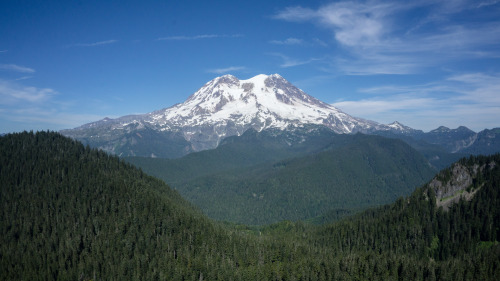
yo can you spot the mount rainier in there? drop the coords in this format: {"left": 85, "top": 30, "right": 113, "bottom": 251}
{"left": 60, "top": 74, "right": 418, "bottom": 157}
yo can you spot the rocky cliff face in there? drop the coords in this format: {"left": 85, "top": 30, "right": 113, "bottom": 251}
{"left": 428, "top": 160, "right": 497, "bottom": 210}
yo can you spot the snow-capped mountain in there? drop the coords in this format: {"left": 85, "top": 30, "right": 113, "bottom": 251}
{"left": 61, "top": 74, "right": 409, "bottom": 157}
{"left": 149, "top": 74, "right": 386, "bottom": 135}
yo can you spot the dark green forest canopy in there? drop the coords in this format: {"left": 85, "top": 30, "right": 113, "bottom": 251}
{"left": 128, "top": 132, "right": 437, "bottom": 225}
{"left": 1, "top": 131, "right": 499, "bottom": 280}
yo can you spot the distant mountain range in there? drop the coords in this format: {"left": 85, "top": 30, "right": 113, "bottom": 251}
{"left": 374, "top": 125, "right": 500, "bottom": 160}
{"left": 59, "top": 73, "right": 500, "bottom": 225}
{"left": 63, "top": 74, "right": 491, "bottom": 158}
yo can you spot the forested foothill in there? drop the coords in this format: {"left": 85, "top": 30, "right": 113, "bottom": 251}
{"left": 1, "top": 131, "right": 499, "bottom": 280}
{"left": 127, "top": 130, "right": 437, "bottom": 225}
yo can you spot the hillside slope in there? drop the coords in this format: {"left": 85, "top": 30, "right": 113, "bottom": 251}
{"left": 0, "top": 132, "right": 251, "bottom": 280}
{"left": 1, "top": 132, "right": 499, "bottom": 280}
{"left": 309, "top": 154, "right": 500, "bottom": 270}
{"left": 129, "top": 132, "right": 436, "bottom": 225}
{"left": 126, "top": 126, "right": 341, "bottom": 186}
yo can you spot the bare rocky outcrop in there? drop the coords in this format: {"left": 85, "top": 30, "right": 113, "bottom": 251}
{"left": 428, "top": 161, "right": 496, "bottom": 210}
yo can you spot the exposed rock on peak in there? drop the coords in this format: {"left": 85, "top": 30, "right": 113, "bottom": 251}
{"left": 61, "top": 74, "right": 417, "bottom": 157}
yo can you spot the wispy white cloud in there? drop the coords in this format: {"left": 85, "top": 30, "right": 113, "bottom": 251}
{"left": 269, "top": 37, "right": 329, "bottom": 47}
{"left": 15, "top": 76, "right": 33, "bottom": 81}
{"left": 1, "top": 106, "right": 106, "bottom": 132}
{"left": 274, "top": 1, "right": 500, "bottom": 75}
{"left": 333, "top": 55, "right": 422, "bottom": 75}
{"left": 0, "top": 64, "right": 35, "bottom": 73}
{"left": 69, "top": 39, "right": 118, "bottom": 47}
{"left": 0, "top": 79, "right": 110, "bottom": 132}
{"left": 207, "top": 66, "right": 246, "bottom": 74}
{"left": 332, "top": 72, "right": 500, "bottom": 131}
{"left": 273, "top": 2, "right": 397, "bottom": 47}
{"left": 269, "top": 38, "right": 303, "bottom": 45}
{"left": 157, "top": 34, "right": 242, "bottom": 41}
{"left": 312, "top": 38, "right": 328, "bottom": 47}
{"left": 477, "top": 0, "right": 500, "bottom": 8}
{"left": 268, "top": 53, "right": 321, "bottom": 68}
{"left": 0, "top": 80, "right": 54, "bottom": 104}
{"left": 447, "top": 73, "right": 500, "bottom": 104}
{"left": 272, "top": 6, "right": 318, "bottom": 22}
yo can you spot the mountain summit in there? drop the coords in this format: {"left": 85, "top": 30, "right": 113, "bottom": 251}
{"left": 149, "top": 74, "right": 382, "bottom": 134}
{"left": 61, "top": 74, "right": 399, "bottom": 157}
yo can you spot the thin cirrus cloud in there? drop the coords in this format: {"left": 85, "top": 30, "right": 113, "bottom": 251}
{"left": 69, "top": 39, "right": 118, "bottom": 47}
{"left": 447, "top": 73, "right": 500, "bottom": 104}
{"left": 272, "top": 2, "right": 393, "bottom": 47}
{"left": 478, "top": 0, "right": 500, "bottom": 8}
{"left": 0, "top": 79, "right": 108, "bottom": 131}
{"left": 332, "top": 72, "right": 500, "bottom": 131}
{"left": 0, "top": 63, "right": 35, "bottom": 73}
{"left": 15, "top": 76, "right": 33, "bottom": 81}
{"left": 207, "top": 66, "right": 246, "bottom": 74}
{"left": 269, "top": 37, "right": 328, "bottom": 47}
{"left": 273, "top": 1, "right": 500, "bottom": 75}
{"left": 157, "top": 34, "right": 243, "bottom": 41}
{"left": 269, "top": 38, "right": 303, "bottom": 45}
{"left": 268, "top": 53, "right": 321, "bottom": 68}
{"left": 0, "top": 79, "right": 55, "bottom": 104}
{"left": 4, "top": 106, "right": 106, "bottom": 131}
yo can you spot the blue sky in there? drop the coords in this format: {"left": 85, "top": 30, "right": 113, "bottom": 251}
{"left": 1, "top": 0, "right": 499, "bottom": 133}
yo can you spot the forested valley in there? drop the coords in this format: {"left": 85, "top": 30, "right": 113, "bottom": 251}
{"left": 1, "top": 131, "right": 499, "bottom": 280}
{"left": 127, "top": 130, "right": 437, "bottom": 225}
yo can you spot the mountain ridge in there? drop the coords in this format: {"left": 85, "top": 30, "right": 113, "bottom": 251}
{"left": 61, "top": 74, "right": 400, "bottom": 157}
{"left": 61, "top": 73, "right": 499, "bottom": 158}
